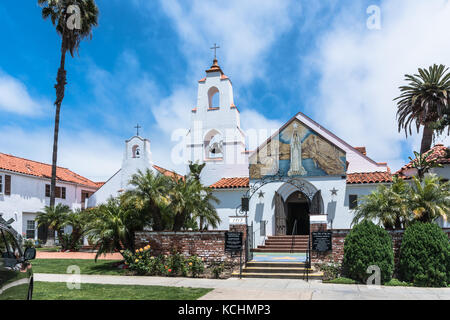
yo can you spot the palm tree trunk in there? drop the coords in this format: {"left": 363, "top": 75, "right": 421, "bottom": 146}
{"left": 420, "top": 124, "right": 434, "bottom": 154}
{"left": 47, "top": 31, "right": 67, "bottom": 247}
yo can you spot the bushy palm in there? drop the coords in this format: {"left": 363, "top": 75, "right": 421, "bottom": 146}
{"left": 61, "top": 209, "right": 88, "bottom": 249}
{"left": 125, "top": 169, "right": 172, "bottom": 231}
{"left": 408, "top": 150, "right": 443, "bottom": 181}
{"left": 36, "top": 204, "right": 71, "bottom": 244}
{"left": 408, "top": 175, "right": 450, "bottom": 223}
{"left": 353, "top": 177, "right": 410, "bottom": 229}
{"left": 85, "top": 197, "right": 133, "bottom": 261}
{"left": 38, "top": 0, "right": 99, "bottom": 209}
{"left": 169, "top": 165, "right": 221, "bottom": 231}
{"left": 394, "top": 64, "right": 450, "bottom": 153}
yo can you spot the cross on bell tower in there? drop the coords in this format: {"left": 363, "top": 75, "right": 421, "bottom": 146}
{"left": 134, "top": 124, "right": 141, "bottom": 136}
{"left": 210, "top": 43, "right": 220, "bottom": 59}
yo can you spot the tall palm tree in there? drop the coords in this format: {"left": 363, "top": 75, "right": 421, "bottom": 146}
{"left": 38, "top": 0, "right": 99, "bottom": 209}
{"left": 408, "top": 175, "right": 450, "bottom": 223}
{"left": 353, "top": 176, "right": 411, "bottom": 230}
{"left": 36, "top": 204, "right": 71, "bottom": 245}
{"left": 125, "top": 169, "right": 172, "bottom": 231}
{"left": 394, "top": 64, "right": 450, "bottom": 153}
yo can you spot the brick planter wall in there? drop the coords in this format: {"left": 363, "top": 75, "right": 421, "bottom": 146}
{"left": 312, "top": 228, "right": 450, "bottom": 267}
{"left": 134, "top": 230, "right": 242, "bottom": 265}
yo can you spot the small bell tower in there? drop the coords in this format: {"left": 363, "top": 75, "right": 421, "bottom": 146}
{"left": 187, "top": 55, "right": 248, "bottom": 186}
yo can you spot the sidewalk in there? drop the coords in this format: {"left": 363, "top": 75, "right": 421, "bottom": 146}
{"left": 36, "top": 251, "right": 123, "bottom": 260}
{"left": 34, "top": 273, "right": 450, "bottom": 300}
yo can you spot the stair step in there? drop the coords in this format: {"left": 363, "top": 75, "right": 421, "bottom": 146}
{"left": 251, "top": 249, "right": 308, "bottom": 253}
{"left": 231, "top": 272, "right": 323, "bottom": 279}
{"left": 246, "top": 261, "right": 308, "bottom": 268}
{"left": 243, "top": 267, "right": 314, "bottom": 274}
{"left": 257, "top": 245, "right": 308, "bottom": 249}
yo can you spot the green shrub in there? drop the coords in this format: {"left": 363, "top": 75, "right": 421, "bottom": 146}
{"left": 60, "top": 233, "right": 82, "bottom": 252}
{"left": 384, "top": 278, "right": 412, "bottom": 287}
{"left": 398, "top": 222, "right": 450, "bottom": 287}
{"left": 317, "top": 261, "right": 342, "bottom": 281}
{"left": 343, "top": 221, "right": 394, "bottom": 283}
{"left": 187, "top": 255, "right": 205, "bottom": 278}
{"left": 210, "top": 262, "right": 225, "bottom": 279}
{"left": 166, "top": 252, "right": 187, "bottom": 277}
{"left": 323, "top": 277, "right": 357, "bottom": 284}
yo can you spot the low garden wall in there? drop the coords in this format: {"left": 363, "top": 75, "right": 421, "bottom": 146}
{"left": 134, "top": 230, "right": 242, "bottom": 265}
{"left": 312, "top": 227, "right": 450, "bottom": 266}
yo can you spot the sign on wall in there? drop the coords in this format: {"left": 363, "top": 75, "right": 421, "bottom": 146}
{"left": 224, "top": 231, "right": 243, "bottom": 253}
{"left": 312, "top": 231, "right": 332, "bottom": 252}
{"left": 229, "top": 216, "right": 246, "bottom": 225}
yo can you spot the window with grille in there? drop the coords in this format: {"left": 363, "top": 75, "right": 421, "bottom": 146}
{"left": 349, "top": 194, "right": 358, "bottom": 209}
{"left": 26, "top": 220, "right": 35, "bottom": 239}
{"left": 45, "top": 185, "right": 66, "bottom": 199}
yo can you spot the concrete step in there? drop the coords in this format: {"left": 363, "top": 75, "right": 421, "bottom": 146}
{"left": 257, "top": 245, "right": 308, "bottom": 249}
{"left": 246, "top": 261, "right": 308, "bottom": 268}
{"left": 243, "top": 267, "right": 314, "bottom": 274}
{"left": 267, "top": 236, "right": 309, "bottom": 239}
{"left": 251, "top": 248, "right": 308, "bottom": 253}
{"left": 231, "top": 272, "right": 323, "bottom": 280}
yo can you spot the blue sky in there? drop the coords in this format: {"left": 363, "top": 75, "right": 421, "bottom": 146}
{"left": 1, "top": 0, "right": 450, "bottom": 181}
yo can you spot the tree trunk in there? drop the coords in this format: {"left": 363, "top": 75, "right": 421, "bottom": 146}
{"left": 420, "top": 124, "right": 434, "bottom": 154}
{"left": 46, "top": 30, "right": 67, "bottom": 247}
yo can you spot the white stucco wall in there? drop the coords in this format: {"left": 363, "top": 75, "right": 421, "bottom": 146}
{"left": 0, "top": 170, "right": 96, "bottom": 237}
{"left": 246, "top": 176, "right": 381, "bottom": 247}
{"left": 212, "top": 189, "right": 247, "bottom": 230}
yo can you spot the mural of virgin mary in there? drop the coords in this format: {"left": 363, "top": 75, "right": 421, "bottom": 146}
{"left": 288, "top": 123, "right": 307, "bottom": 176}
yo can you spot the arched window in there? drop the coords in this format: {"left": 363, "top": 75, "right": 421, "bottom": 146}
{"left": 132, "top": 145, "right": 140, "bottom": 158}
{"left": 204, "top": 129, "right": 223, "bottom": 159}
{"left": 208, "top": 86, "right": 220, "bottom": 109}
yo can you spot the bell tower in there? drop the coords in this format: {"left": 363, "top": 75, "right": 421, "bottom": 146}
{"left": 186, "top": 58, "right": 248, "bottom": 186}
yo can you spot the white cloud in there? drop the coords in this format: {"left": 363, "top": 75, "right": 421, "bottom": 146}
{"left": 0, "top": 126, "right": 123, "bottom": 182}
{"left": 308, "top": 0, "right": 450, "bottom": 171}
{"left": 0, "top": 72, "right": 50, "bottom": 116}
{"left": 158, "top": 0, "right": 299, "bottom": 84}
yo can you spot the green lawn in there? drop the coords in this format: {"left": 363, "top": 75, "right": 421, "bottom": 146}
{"left": 32, "top": 259, "right": 125, "bottom": 275}
{"left": 33, "top": 282, "right": 211, "bottom": 300}
{"left": 35, "top": 247, "right": 61, "bottom": 252}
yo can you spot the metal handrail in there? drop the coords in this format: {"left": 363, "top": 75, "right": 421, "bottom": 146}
{"left": 304, "top": 232, "right": 311, "bottom": 282}
{"left": 290, "top": 220, "right": 298, "bottom": 253}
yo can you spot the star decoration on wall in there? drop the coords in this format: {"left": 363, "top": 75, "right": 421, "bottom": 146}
{"left": 330, "top": 188, "right": 338, "bottom": 196}
{"left": 257, "top": 190, "right": 265, "bottom": 198}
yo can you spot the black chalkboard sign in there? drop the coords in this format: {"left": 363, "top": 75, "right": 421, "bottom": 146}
{"left": 312, "top": 231, "right": 332, "bottom": 252}
{"left": 225, "top": 231, "right": 243, "bottom": 253}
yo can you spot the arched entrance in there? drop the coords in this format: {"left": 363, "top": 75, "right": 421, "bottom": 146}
{"left": 273, "top": 179, "right": 323, "bottom": 236}
{"left": 285, "top": 191, "right": 310, "bottom": 235}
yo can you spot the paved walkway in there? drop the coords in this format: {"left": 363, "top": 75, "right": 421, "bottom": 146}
{"left": 36, "top": 251, "right": 123, "bottom": 260}
{"left": 34, "top": 273, "right": 450, "bottom": 300}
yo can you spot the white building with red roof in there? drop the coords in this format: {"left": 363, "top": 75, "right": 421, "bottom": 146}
{"left": 0, "top": 153, "right": 101, "bottom": 240}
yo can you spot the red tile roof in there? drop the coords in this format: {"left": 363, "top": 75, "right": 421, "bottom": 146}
{"left": 210, "top": 171, "right": 395, "bottom": 189}
{"left": 152, "top": 164, "right": 183, "bottom": 180}
{"left": 210, "top": 177, "right": 250, "bottom": 189}
{"left": 396, "top": 144, "right": 450, "bottom": 178}
{"left": 0, "top": 152, "right": 101, "bottom": 188}
{"left": 354, "top": 147, "right": 367, "bottom": 156}
{"left": 346, "top": 172, "right": 392, "bottom": 184}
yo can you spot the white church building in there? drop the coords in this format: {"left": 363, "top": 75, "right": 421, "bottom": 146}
{"left": 87, "top": 58, "right": 450, "bottom": 248}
